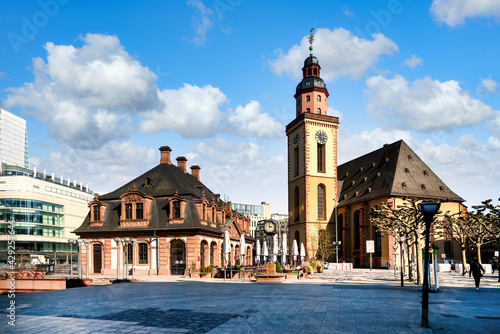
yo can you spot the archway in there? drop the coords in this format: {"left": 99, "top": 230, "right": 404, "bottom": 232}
{"left": 170, "top": 239, "right": 186, "bottom": 275}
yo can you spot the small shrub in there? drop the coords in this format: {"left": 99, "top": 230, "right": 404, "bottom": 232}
{"left": 235, "top": 264, "right": 242, "bottom": 270}
{"left": 206, "top": 265, "right": 213, "bottom": 273}
{"left": 190, "top": 262, "right": 196, "bottom": 272}
{"left": 275, "top": 260, "right": 282, "bottom": 273}
{"left": 306, "top": 265, "right": 312, "bottom": 274}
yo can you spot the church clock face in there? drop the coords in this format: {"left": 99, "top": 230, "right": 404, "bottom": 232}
{"left": 292, "top": 133, "right": 300, "bottom": 148}
{"left": 315, "top": 130, "right": 328, "bottom": 144}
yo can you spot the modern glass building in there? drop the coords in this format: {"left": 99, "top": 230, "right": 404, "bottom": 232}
{"left": 0, "top": 164, "right": 93, "bottom": 263}
{"left": 0, "top": 108, "right": 28, "bottom": 168}
{"left": 231, "top": 201, "right": 272, "bottom": 237}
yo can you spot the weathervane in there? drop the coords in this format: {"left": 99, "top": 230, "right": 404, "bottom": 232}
{"left": 308, "top": 28, "right": 315, "bottom": 55}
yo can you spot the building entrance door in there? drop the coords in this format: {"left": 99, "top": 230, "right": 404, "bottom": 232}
{"left": 93, "top": 244, "right": 102, "bottom": 273}
{"left": 170, "top": 240, "right": 186, "bottom": 275}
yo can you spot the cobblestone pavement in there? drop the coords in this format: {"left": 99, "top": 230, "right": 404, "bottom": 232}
{"left": 1, "top": 269, "right": 499, "bottom": 333}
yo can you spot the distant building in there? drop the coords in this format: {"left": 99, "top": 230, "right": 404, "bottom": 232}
{"left": 0, "top": 164, "right": 93, "bottom": 263}
{"left": 0, "top": 108, "right": 28, "bottom": 168}
{"left": 231, "top": 201, "right": 272, "bottom": 237}
{"left": 74, "top": 146, "right": 253, "bottom": 276}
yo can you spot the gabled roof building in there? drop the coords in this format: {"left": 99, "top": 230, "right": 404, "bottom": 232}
{"left": 74, "top": 146, "right": 253, "bottom": 276}
{"left": 336, "top": 140, "right": 464, "bottom": 268}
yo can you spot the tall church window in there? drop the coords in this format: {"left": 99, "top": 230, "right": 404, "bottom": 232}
{"left": 294, "top": 187, "right": 300, "bottom": 222}
{"left": 294, "top": 147, "right": 299, "bottom": 176}
{"left": 306, "top": 95, "right": 310, "bottom": 102}
{"left": 354, "top": 210, "right": 360, "bottom": 249}
{"left": 317, "top": 184, "right": 326, "bottom": 219}
{"left": 317, "top": 143, "right": 325, "bottom": 173}
{"left": 317, "top": 95, "right": 321, "bottom": 102}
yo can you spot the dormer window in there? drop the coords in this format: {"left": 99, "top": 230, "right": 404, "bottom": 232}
{"left": 125, "top": 203, "right": 133, "bottom": 219}
{"left": 93, "top": 205, "right": 100, "bottom": 221}
{"left": 136, "top": 203, "right": 143, "bottom": 219}
{"left": 172, "top": 201, "right": 181, "bottom": 218}
{"left": 144, "top": 177, "right": 152, "bottom": 187}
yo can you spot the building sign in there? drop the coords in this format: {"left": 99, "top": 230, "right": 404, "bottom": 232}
{"left": 366, "top": 240, "right": 374, "bottom": 254}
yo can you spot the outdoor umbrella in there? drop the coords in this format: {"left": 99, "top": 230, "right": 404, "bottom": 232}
{"left": 224, "top": 230, "right": 230, "bottom": 266}
{"left": 292, "top": 239, "right": 298, "bottom": 263}
{"left": 255, "top": 240, "right": 261, "bottom": 265}
{"left": 272, "top": 234, "right": 278, "bottom": 263}
{"left": 240, "top": 234, "right": 246, "bottom": 266}
{"left": 300, "top": 243, "right": 306, "bottom": 263}
{"left": 263, "top": 240, "right": 268, "bottom": 263}
{"left": 282, "top": 233, "right": 287, "bottom": 266}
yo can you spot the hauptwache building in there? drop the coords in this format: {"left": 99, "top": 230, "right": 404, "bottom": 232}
{"left": 286, "top": 36, "right": 465, "bottom": 268}
{"left": 74, "top": 147, "right": 253, "bottom": 276}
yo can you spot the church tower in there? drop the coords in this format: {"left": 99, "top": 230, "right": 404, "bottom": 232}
{"left": 286, "top": 29, "right": 339, "bottom": 259}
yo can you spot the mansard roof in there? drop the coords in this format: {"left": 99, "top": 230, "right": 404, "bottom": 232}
{"left": 338, "top": 140, "right": 464, "bottom": 206}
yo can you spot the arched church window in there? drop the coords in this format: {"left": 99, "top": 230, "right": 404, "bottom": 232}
{"left": 294, "top": 187, "right": 300, "bottom": 222}
{"left": 317, "top": 184, "right": 326, "bottom": 219}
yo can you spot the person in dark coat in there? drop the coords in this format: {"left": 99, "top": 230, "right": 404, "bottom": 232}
{"left": 469, "top": 259, "right": 485, "bottom": 291}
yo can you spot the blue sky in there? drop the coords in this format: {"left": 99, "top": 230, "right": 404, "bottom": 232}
{"left": 1, "top": 0, "right": 500, "bottom": 213}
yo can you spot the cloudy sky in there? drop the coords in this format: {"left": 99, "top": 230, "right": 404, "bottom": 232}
{"left": 1, "top": 0, "right": 499, "bottom": 213}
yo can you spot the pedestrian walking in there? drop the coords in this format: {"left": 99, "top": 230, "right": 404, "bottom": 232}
{"left": 469, "top": 259, "right": 485, "bottom": 291}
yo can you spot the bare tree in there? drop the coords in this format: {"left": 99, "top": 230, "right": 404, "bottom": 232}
{"left": 306, "top": 226, "right": 334, "bottom": 262}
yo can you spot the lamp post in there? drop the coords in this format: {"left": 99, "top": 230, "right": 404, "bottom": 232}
{"left": 82, "top": 240, "right": 89, "bottom": 279}
{"left": 68, "top": 239, "right": 74, "bottom": 279}
{"left": 76, "top": 239, "right": 82, "bottom": 279}
{"left": 397, "top": 236, "right": 406, "bottom": 286}
{"left": 114, "top": 238, "right": 121, "bottom": 280}
{"left": 333, "top": 198, "right": 339, "bottom": 264}
{"left": 418, "top": 201, "right": 441, "bottom": 328}
{"left": 393, "top": 244, "right": 398, "bottom": 275}
{"left": 131, "top": 238, "right": 137, "bottom": 280}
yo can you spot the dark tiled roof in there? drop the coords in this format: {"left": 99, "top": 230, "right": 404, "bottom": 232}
{"left": 338, "top": 140, "right": 464, "bottom": 206}
{"left": 99, "top": 163, "right": 215, "bottom": 201}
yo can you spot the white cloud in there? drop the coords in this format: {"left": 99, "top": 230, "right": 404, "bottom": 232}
{"left": 227, "top": 100, "right": 283, "bottom": 139}
{"left": 343, "top": 6, "right": 354, "bottom": 17}
{"left": 338, "top": 127, "right": 417, "bottom": 163}
{"left": 269, "top": 27, "right": 398, "bottom": 82}
{"left": 3, "top": 33, "right": 159, "bottom": 148}
{"left": 365, "top": 74, "right": 497, "bottom": 132}
{"left": 404, "top": 55, "right": 422, "bottom": 68}
{"left": 430, "top": 0, "right": 500, "bottom": 27}
{"left": 187, "top": 0, "right": 215, "bottom": 45}
{"left": 140, "top": 84, "right": 228, "bottom": 138}
{"left": 480, "top": 78, "right": 498, "bottom": 94}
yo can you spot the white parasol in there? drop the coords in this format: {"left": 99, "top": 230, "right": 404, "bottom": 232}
{"left": 300, "top": 243, "right": 306, "bottom": 263}
{"left": 273, "top": 234, "right": 278, "bottom": 263}
{"left": 292, "top": 239, "right": 298, "bottom": 262}
{"left": 224, "top": 230, "right": 230, "bottom": 265}
{"left": 282, "top": 233, "right": 287, "bottom": 266}
{"left": 255, "top": 240, "right": 261, "bottom": 265}
{"left": 240, "top": 234, "right": 246, "bottom": 265}
{"left": 263, "top": 240, "right": 268, "bottom": 263}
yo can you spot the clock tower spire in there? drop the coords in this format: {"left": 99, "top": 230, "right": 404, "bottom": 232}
{"left": 286, "top": 29, "right": 339, "bottom": 260}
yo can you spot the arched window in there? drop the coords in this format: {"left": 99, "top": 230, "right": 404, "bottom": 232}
{"left": 317, "top": 108, "right": 321, "bottom": 114}
{"left": 313, "top": 68, "right": 318, "bottom": 76}
{"left": 294, "top": 187, "right": 300, "bottom": 222}
{"left": 307, "top": 68, "right": 312, "bottom": 76}
{"left": 139, "top": 243, "right": 148, "bottom": 264}
{"left": 306, "top": 108, "right": 310, "bottom": 113}
{"left": 317, "top": 184, "right": 326, "bottom": 219}
{"left": 306, "top": 95, "right": 310, "bottom": 102}
{"left": 317, "top": 95, "right": 321, "bottom": 102}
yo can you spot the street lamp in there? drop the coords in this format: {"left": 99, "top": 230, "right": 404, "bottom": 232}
{"left": 333, "top": 198, "right": 339, "bottom": 263}
{"left": 392, "top": 244, "right": 398, "bottom": 275}
{"left": 397, "top": 236, "right": 406, "bottom": 287}
{"left": 114, "top": 238, "right": 121, "bottom": 280}
{"left": 418, "top": 201, "right": 441, "bottom": 328}
{"left": 68, "top": 239, "right": 74, "bottom": 279}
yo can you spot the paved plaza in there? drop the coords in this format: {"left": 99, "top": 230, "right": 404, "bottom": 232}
{"left": 1, "top": 269, "right": 500, "bottom": 333}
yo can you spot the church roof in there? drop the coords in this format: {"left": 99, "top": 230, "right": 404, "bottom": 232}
{"left": 338, "top": 140, "right": 464, "bottom": 206}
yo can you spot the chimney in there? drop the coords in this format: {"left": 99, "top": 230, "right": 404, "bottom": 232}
{"left": 190, "top": 165, "right": 200, "bottom": 180}
{"left": 159, "top": 146, "right": 172, "bottom": 164}
{"left": 176, "top": 156, "right": 187, "bottom": 173}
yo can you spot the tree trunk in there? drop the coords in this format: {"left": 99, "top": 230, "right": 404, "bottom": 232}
{"left": 407, "top": 246, "right": 412, "bottom": 282}
{"left": 461, "top": 247, "right": 468, "bottom": 276}
{"left": 415, "top": 235, "right": 423, "bottom": 284}
{"left": 477, "top": 244, "right": 482, "bottom": 264}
